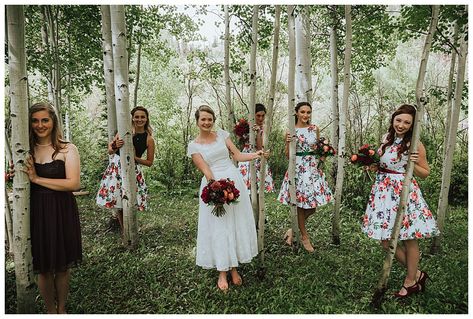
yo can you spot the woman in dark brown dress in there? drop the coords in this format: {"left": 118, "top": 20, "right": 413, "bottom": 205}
{"left": 23, "top": 102, "right": 82, "bottom": 314}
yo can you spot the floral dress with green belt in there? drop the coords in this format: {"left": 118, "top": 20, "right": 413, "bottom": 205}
{"left": 278, "top": 125, "right": 333, "bottom": 209}
{"left": 361, "top": 137, "right": 439, "bottom": 240}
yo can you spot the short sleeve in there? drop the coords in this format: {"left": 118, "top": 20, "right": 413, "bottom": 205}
{"left": 217, "top": 129, "right": 230, "bottom": 140}
{"left": 187, "top": 142, "right": 199, "bottom": 158}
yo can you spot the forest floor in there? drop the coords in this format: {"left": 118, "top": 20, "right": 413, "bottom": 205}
{"left": 4, "top": 191, "right": 468, "bottom": 314}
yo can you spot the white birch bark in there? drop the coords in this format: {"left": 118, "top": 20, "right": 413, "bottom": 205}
{"left": 7, "top": 5, "right": 36, "bottom": 313}
{"left": 224, "top": 6, "right": 236, "bottom": 135}
{"left": 295, "top": 7, "right": 312, "bottom": 104}
{"left": 442, "top": 22, "right": 458, "bottom": 158}
{"left": 329, "top": 5, "right": 340, "bottom": 245}
{"left": 258, "top": 5, "right": 281, "bottom": 257}
{"left": 287, "top": 5, "right": 300, "bottom": 245}
{"left": 101, "top": 5, "right": 118, "bottom": 142}
{"left": 332, "top": 5, "right": 352, "bottom": 248}
{"left": 5, "top": 131, "right": 14, "bottom": 255}
{"left": 372, "top": 5, "right": 440, "bottom": 305}
{"left": 431, "top": 23, "right": 467, "bottom": 254}
{"left": 110, "top": 5, "right": 138, "bottom": 249}
{"left": 249, "top": 5, "right": 259, "bottom": 224}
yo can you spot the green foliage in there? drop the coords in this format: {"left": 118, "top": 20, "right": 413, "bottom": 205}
{"left": 4, "top": 192, "right": 467, "bottom": 314}
{"left": 23, "top": 5, "right": 103, "bottom": 104}
{"left": 70, "top": 103, "right": 108, "bottom": 192}
{"left": 397, "top": 5, "right": 468, "bottom": 54}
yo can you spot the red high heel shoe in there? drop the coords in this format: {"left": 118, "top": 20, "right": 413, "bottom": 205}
{"left": 394, "top": 282, "right": 421, "bottom": 298}
{"left": 417, "top": 271, "right": 430, "bottom": 292}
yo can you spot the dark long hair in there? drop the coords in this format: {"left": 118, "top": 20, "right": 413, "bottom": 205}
{"left": 294, "top": 101, "right": 311, "bottom": 124}
{"left": 381, "top": 104, "right": 416, "bottom": 157}
{"left": 131, "top": 106, "right": 152, "bottom": 135}
{"left": 255, "top": 103, "right": 266, "bottom": 114}
{"left": 29, "top": 102, "right": 67, "bottom": 159}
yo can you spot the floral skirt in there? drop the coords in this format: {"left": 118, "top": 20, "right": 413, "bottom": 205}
{"left": 238, "top": 158, "right": 275, "bottom": 193}
{"left": 278, "top": 155, "right": 333, "bottom": 209}
{"left": 361, "top": 172, "right": 439, "bottom": 240}
{"left": 96, "top": 154, "right": 148, "bottom": 211}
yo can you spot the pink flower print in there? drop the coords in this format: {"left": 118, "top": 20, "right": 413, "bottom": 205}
{"left": 363, "top": 215, "right": 369, "bottom": 227}
{"left": 410, "top": 191, "right": 418, "bottom": 202}
{"left": 402, "top": 215, "right": 410, "bottom": 229}
{"left": 415, "top": 230, "right": 422, "bottom": 239}
{"left": 240, "top": 167, "right": 247, "bottom": 176}
{"left": 382, "top": 221, "right": 389, "bottom": 229}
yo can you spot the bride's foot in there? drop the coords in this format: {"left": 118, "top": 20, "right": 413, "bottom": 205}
{"left": 230, "top": 268, "right": 242, "bottom": 286}
{"left": 217, "top": 272, "right": 229, "bottom": 293}
{"left": 283, "top": 228, "right": 293, "bottom": 246}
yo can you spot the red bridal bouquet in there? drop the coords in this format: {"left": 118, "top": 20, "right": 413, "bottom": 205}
{"left": 350, "top": 144, "right": 380, "bottom": 166}
{"left": 234, "top": 118, "right": 249, "bottom": 146}
{"left": 201, "top": 178, "right": 240, "bottom": 217}
{"left": 313, "top": 137, "right": 337, "bottom": 158}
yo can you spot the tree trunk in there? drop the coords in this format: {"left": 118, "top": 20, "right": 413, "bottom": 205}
{"left": 40, "top": 6, "right": 54, "bottom": 104}
{"left": 442, "top": 22, "right": 458, "bottom": 158}
{"left": 101, "top": 5, "right": 118, "bottom": 142}
{"left": 7, "top": 5, "right": 36, "bottom": 313}
{"left": 287, "top": 5, "right": 300, "bottom": 246}
{"left": 110, "top": 5, "right": 138, "bottom": 249}
{"left": 224, "top": 5, "right": 236, "bottom": 135}
{"left": 295, "top": 7, "right": 312, "bottom": 104}
{"left": 332, "top": 5, "right": 352, "bottom": 248}
{"left": 44, "top": 6, "right": 63, "bottom": 133}
{"left": 5, "top": 130, "right": 14, "bottom": 255}
{"left": 249, "top": 5, "right": 259, "bottom": 224}
{"left": 329, "top": 5, "right": 341, "bottom": 245}
{"left": 258, "top": 4, "right": 281, "bottom": 261}
{"left": 372, "top": 5, "right": 440, "bottom": 307}
{"left": 133, "top": 7, "right": 144, "bottom": 108}
{"left": 431, "top": 21, "right": 467, "bottom": 254}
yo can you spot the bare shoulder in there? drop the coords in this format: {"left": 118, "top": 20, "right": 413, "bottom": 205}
{"left": 61, "top": 143, "right": 79, "bottom": 157}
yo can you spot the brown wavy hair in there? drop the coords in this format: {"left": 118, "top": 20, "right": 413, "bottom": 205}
{"left": 131, "top": 106, "right": 153, "bottom": 135}
{"left": 295, "top": 101, "right": 311, "bottom": 124}
{"left": 195, "top": 105, "right": 216, "bottom": 122}
{"left": 381, "top": 104, "right": 416, "bottom": 158}
{"left": 29, "top": 102, "right": 68, "bottom": 159}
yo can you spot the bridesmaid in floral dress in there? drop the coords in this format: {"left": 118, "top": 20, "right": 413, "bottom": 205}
{"left": 361, "top": 104, "right": 439, "bottom": 298}
{"left": 238, "top": 103, "right": 275, "bottom": 194}
{"left": 278, "top": 102, "right": 333, "bottom": 252}
{"left": 96, "top": 106, "right": 155, "bottom": 232}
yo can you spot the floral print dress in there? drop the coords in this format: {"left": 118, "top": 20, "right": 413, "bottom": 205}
{"left": 278, "top": 125, "right": 333, "bottom": 209}
{"left": 96, "top": 133, "right": 148, "bottom": 211}
{"left": 361, "top": 137, "right": 439, "bottom": 240}
{"left": 238, "top": 138, "right": 275, "bottom": 194}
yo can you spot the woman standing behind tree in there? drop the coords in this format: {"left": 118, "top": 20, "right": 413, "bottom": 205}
{"left": 96, "top": 106, "right": 155, "bottom": 232}
{"left": 278, "top": 101, "right": 333, "bottom": 253}
{"left": 361, "top": 104, "right": 439, "bottom": 298}
{"left": 187, "top": 105, "right": 268, "bottom": 293}
{"left": 238, "top": 103, "right": 275, "bottom": 193}
{"left": 23, "top": 102, "right": 82, "bottom": 314}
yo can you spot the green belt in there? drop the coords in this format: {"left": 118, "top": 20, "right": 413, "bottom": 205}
{"left": 296, "top": 151, "right": 316, "bottom": 156}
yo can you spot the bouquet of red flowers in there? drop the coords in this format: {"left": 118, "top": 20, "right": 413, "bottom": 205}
{"left": 234, "top": 118, "right": 249, "bottom": 146}
{"left": 313, "top": 137, "right": 337, "bottom": 158}
{"left": 201, "top": 178, "right": 241, "bottom": 217}
{"left": 350, "top": 144, "right": 380, "bottom": 166}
